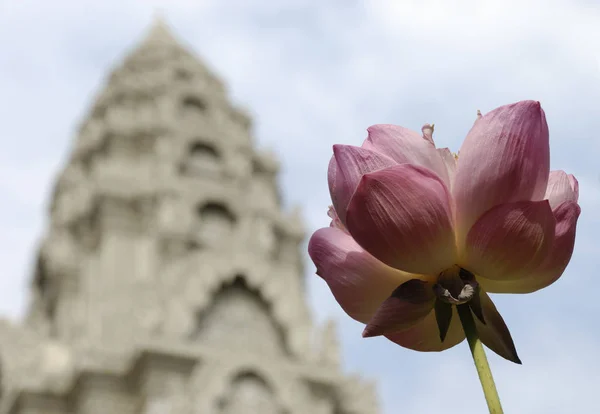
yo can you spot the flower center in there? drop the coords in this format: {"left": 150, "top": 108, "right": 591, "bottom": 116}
{"left": 432, "top": 266, "right": 485, "bottom": 342}
{"left": 433, "top": 266, "right": 478, "bottom": 305}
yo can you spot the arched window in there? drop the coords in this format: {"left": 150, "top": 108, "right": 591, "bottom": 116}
{"left": 191, "top": 277, "right": 288, "bottom": 356}
{"left": 181, "top": 96, "right": 207, "bottom": 116}
{"left": 190, "top": 142, "right": 218, "bottom": 158}
{"left": 219, "top": 372, "right": 281, "bottom": 414}
{"left": 197, "top": 202, "right": 235, "bottom": 246}
{"left": 175, "top": 68, "right": 192, "bottom": 81}
{"left": 182, "top": 141, "right": 220, "bottom": 175}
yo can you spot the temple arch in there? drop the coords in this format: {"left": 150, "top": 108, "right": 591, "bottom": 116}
{"left": 181, "top": 141, "right": 220, "bottom": 175}
{"left": 181, "top": 95, "right": 207, "bottom": 115}
{"left": 218, "top": 371, "right": 282, "bottom": 414}
{"left": 197, "top": 202, "right": 236, "bottom": 247}
{"left": 190, "top": 276, "right": 289, "bottom": 356}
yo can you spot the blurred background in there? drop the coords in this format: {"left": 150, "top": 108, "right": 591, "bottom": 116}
{"left": 0, "top": 1, "right": 599, "bottom": 413}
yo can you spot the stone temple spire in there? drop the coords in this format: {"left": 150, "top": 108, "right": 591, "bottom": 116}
{"left": 141, "top": 15, "right": 179, "bottom": 47}
{"left": 0, "top": 19, "right": 379, "bottom": 414}
{"left": 26, "top": 14, "right": 295, "bottom": 352}
{"left": 132, "top": 13, "right": 193, "bottom": 58}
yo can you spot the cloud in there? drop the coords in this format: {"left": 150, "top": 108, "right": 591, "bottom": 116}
{"left": 401, "top": 318, "right": 600, "bottom": 414}
{"left": 1, "top": 1, "right": 599, "bottom": 413}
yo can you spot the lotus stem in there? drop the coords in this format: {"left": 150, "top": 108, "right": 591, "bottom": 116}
{"left": 457, "top": 304, "right": 504, "bottom": 414}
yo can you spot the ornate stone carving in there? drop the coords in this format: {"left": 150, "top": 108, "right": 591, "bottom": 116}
{"left": 250, "top": 178, "right": 279, "bottom": 212}
{"left": 144, "top": 375, "right": 191, "bottom": 414}
{"left": 317, "top": 320, "right": 341, "bottom": 368}
{"left": 157, "top": 194, "right": 189, "bottom": 234}
{"left": 224, "top": 150, "right": 252, "bottom": 179}
{"left": 51, "top": 166, "right": 92, "bottom": 228}
{"left": 196, "top": 202, "right": 235, "bottom": 248}
{"left": 2, "top": 17, "right": 379, "bottom": 414}
{"left": 39, "top": 230, "right": 79, "bottom": 279}
{"left": 219, "top": 373, "right": 280, "bottom": 414}
{"left": 97, "top": 195, "right": 156, "bottom": 233}
{"left": 252, "top": 216, "right": 276, "bottom": 256}
{"left": 253, "top": 150, "right": 279, "bottom": 174}
{"left": 181, "top": 141, "right": 222, "bottom": 177}
{"left": 163, "top": 300, "right": 195, "bottom": 338}
{"left": 192, "top": 278, "right": 288, "bottom": 356}
{"left": 337, "top": 377, "right": 380, "bottom": 414}
{"left": 0, "top": 320, "right": 74, "bottom": 393}
{"left": 274, "top": 232, "right": 301, "bottom": 266}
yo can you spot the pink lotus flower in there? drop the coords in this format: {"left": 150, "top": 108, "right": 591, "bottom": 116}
{"left": 308, "top": 100, "right": 580, "bottom": 363}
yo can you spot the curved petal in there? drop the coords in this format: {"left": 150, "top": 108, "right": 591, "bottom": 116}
{"left": 327, "top": 154, "right": 337, "bottom": 199}
{"left": 328, "top": 145, "right": 396, "bottom": 225}
{"left": 474, "top": 292, "right": 521, "bottom": 363}
{"left": 327, "top": 205, "right": 347, "bottom": 231}
{"left": 362, "top": 124, "right": 451, "bottom": 187}
{"left": 421, "top": 124, "right": 435, "bottom": 145}
{"left": 480, "top": 201, "right": 580, "bottom": 293}
{"left": 465, "top": 200, "right": 556, "bottom": 281}
{"left": 362, "top": 280, "right": 435, "bottom": 337}
{"left": 453, "top": 100, "right": 550, "bottom": 241}
{"left": 385, "top": 307, "right": 465, "bottom": 352}
{"left": 308, "top": 227, "right": 414, "bottom": 323}
{"left": 545, "top": 170, "right": 579, "bottom": 209}
{"left": 438, "top": 148, "right": 457, "bottom": 190}
{"left": 569, "top": 174, "right": 579, "bottom": 198}
{"left": 346, "top": 164, "right": 457, "bottom": 275}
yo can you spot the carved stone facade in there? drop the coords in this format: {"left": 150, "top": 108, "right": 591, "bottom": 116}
{"left": 0, "top": 18, "right": 378, "bottom": 414}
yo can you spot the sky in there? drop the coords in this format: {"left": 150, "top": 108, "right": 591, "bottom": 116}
{"left": 1, "top": 0, "right": 600, "bottom": 413}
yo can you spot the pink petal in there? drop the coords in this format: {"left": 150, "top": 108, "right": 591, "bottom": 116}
{"left": 327, "top": 205, "right": 347, "bottom": 232}
{"left": 464, "top": 200, "right": 556, "bottom": 282}
{"left": 544, "top": 170, "right": 579, "bottom": 209}
{"left": 362, "top": 124, "right": 451, "bottom": 187}
{"left": 362, "top": 280, "right": 435, "bottom": 337}
{"left": 437, "top": 148, "right": 457, "bottom": 189}
{"left": 421, "top": 124, "right": 435, "bottom": 145}
{"left": 385, "top": 307, "right": 465, "bottom": 352}
{"left": 327, "top": 154, "right": 337, "bottom": 197}
{"left": 308, "top": 227, "right": 414, "bottom": 323}
{"left": 569, "top": 174, "right": 579, "bottom": 198}
{"left": 328, "top": 145, "right": 396, "bottom": 225}
{"left": 453, "top": 101, "right": 550, "bottom": 241}
{"left": 346, "top": 164, "right": 457, "bottom": 275}
{"left": 474, "top": 292, "right": 521, "bottom": 363}
{"left": 480, "top": 201, "right": 580, "bottom": 293}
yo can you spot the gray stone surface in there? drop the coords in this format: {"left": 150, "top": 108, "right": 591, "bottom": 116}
{"left": 0, "top": 18, "right": 379, "bottom": 414}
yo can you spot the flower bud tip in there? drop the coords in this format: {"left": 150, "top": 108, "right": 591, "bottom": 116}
{"left": 361, "top": 325, "right": 381, "bottom": 338}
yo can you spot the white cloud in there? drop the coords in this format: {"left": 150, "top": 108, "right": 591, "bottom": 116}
{"left": 1, "top": 1, "right": 599, "bottom": 413}
{"left": 401, "top": 319, "right": 599, "bottom": 414}
{"left": 367, "top": 0, "right": 600, "bottom": 66}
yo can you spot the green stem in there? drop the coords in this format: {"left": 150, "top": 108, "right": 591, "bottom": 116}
{"left": 457, "top": 304, "right": 504, "bottom": 414}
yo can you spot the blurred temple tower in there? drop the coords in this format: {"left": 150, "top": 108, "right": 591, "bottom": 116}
{"left": 0, "top": 18, "right": 378, "bottom": 414}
